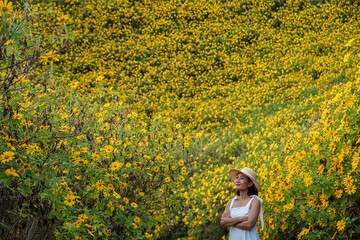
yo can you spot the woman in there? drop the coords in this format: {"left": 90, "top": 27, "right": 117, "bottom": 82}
{"left": 221, "top": 167, "right": 264, "bottom": 240}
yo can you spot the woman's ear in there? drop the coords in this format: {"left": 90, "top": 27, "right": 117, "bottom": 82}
{"left": 248, "top": 181, "right": 254, "bottom": 188}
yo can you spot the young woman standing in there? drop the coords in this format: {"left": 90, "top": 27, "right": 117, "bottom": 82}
{"left": 221, "top": 167, "right": 264, "bottom": 240}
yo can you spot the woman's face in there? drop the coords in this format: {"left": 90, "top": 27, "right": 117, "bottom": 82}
{"left": 234, "top": 172, "right": 253, "bottom": 190}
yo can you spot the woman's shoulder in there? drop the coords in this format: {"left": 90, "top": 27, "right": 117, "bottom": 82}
{"left": 251, "top": 196, "right": 260, "bottom": 203}
{"left": 249, "top": 196, "right": 261, "bottom": 207}
{"left": 225, "top": 196, "right": 237, "bottom": 206}
{"left": 226, "top": 198, "right": 234, "bottom": 205}
{"left": 250, "top": 195, "right": 263, "bottom": 203}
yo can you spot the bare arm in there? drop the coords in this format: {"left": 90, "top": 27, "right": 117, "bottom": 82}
{"left": 220, "top": 199, "right": 248, "bottom": 227}
{"left": 233, "top": 198, "right": 261, "bottom": 230}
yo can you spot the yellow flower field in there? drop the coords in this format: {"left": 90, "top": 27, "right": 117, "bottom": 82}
{"left": 1, "top": 0, "right": 360, "bottom": 239}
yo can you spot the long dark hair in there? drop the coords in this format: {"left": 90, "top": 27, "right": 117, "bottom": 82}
{"left": 236, "top": 177, "right": 258, "bottom": 196}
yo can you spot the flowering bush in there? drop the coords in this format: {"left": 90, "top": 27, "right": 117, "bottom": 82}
{"left": 1, "top": 0, "right": 360, "bottom": 239}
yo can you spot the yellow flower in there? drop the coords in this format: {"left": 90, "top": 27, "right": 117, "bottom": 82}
{"left": 102, "top": 145, "right": 113, "bottom": 153}
{"left": 113, "top": 191, "right": 121, "bottom": 199}
{"left": 12, "top": 112, "right": 23, "bottom": 120}
{"left": 80, "top": 147, "right": 88, "bottom": 153}
{"left": 283, "top": 198, "right": 295, "bottom": 212}
{"left": 178, "top": 160, "right": 184, "bottom": 166}
{"left": 110, "top": 161, "right": 123, "bottom": 171}
{"left": 69, "top": 81, "right": 79, "bottom": 89}
{"left": 352, "top": 153, "right": 359, "bottom": 173}
{"left": 119, "top": 182, "right": 127, "bottom": 188}
{"left": 0, "top": 0, "right": 13, "bottom": 15}
{"left": 64, "top": 222, "right": 72, "bottom": 228}
{"left": 59, "top": 125, "right": 69, "bottom": 132}
{"left": 343, "top": 52, "right": 352, "bottom": 62}
{"left": 78, "top": 214, "right": 87, "bottom": 221}
{"left": 184, "top": 142, "right": 190, "bottom": 148}
{"left": 4, "top": 39, "right": 13, "bottom": 46}
{"left": 274, "top": 190, "right": 284, "bottom": 202}
{"left": 65, "top": 187, "right": 72, "bottom": 194}
{"left": 131, "top": 202, "right": 138, "bottom": 208}
{"left": 64, "top": 194, "right": 80, "bottom": 207}
{"left": 92, "top": 153, "right": 101, "bottom": 161}
{"left": 317, "top": 164, "right": 324, "bottom": 174}
{"left": 134, "top": 216, "right": 141, "bottom": 223}
{"left": 39, "top": 50, "right": 59, "bottom": 64}
{"left": 153, "top": 166, "right": 159, "bottom": 172}
{"left": 145, "top": 233, "right": 153, "bottom": 239}
{"left": 300, "top": 210, "right": 306, "bottom": 219}
{"left": 104, "top": 227, "right": 111, "bottom": 236}
{"left": 336, "top": 219, "right": 346, "bottom": 232}
{"left": 164, "top": 177, "right": 170, "bottom": 183}
{"left": 345, "top": 38, "right": 355, "bottom": 47}
{"left": 5, "top": 167, "right": 19, "bottom": 177}
{"left": 333, "top": 188, "right": 343, "bottom": 198}
{"left": 87, "top": 229, "right": 94, "bottom": 237}
{"left": 100, "top": 123, "right": 110, "bottom": 131}
{"left": 1, "top": 151, "right": 15, "bottom": 163}
{"left": 343, "top": 175, "right": 353, "bottom": 186}
{"left": 107, "top": 184, "right": 114, "bottom": 191}
{"left": 303, "top": 174, "right": 313, "bottom": 187}
{"left": 345, "top": 184, "right": 356, "bottom": 195}
{"left": 320, "top": 194, "right": 328, "bottom": 208}
{"left": 95, "top": 180, "right": 104, "bottom": 191}
{"left": 297, "top": 228, "right": 309, "bottom": 239}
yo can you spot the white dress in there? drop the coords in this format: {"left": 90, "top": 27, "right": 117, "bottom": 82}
{"left": 229, "top": 195, "right": 264, "bottom": 240}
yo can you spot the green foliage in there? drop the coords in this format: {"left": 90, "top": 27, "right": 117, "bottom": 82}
{"left": 1, "top": 0, "right": 360, "bottom": 239}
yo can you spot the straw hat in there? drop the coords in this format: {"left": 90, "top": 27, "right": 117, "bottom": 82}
{"left": 229, "top": 167, "right": 261, "bottom": 192}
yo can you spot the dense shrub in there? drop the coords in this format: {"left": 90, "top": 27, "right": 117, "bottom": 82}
{"left": 1, "top": 0, "right": 360, "bottom": 239}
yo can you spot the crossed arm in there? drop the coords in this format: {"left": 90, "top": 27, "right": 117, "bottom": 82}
{"left": 220, "top": 198, "right": 261, "bottom": 230}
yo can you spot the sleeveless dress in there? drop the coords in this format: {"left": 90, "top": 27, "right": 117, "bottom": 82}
{"left": 229, "top": 195, "right": 264, "bottom": 240}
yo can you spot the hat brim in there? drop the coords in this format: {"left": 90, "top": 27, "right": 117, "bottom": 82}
{"left": 229, "top": 168, "right": 261, "bottom": 192}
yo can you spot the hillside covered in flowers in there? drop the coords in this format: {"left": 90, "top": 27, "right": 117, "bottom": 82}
{"left": 1, "top": 0, "right": 360, "bottom": 239}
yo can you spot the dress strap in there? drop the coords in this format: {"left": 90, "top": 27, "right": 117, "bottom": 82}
{"left": 229, "top": 195, "right": 237, "bottom": 209}
{"left": 251, "top": 195, "right": 264, "bottom": 231}
{"left": 246, "top": 196, "right": 254, "bottom": 207}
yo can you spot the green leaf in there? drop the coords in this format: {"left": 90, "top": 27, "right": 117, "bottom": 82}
{"left": 68, "top": 32, "right": 75, "bottom": 41}
{"left": 355, "top": 225, "right": 360, "bottom": 233}
{"left": 61, "top": 208, "right": 71, "bottom": 217}
{"left": 49, "top": 209, "right": 62, "bottom": 219}
{"left": 105, "top": 209, "right": 113, "bottom": 217}
{"left": 20, "top": 186, "right": 33, "bottom": 196}
{"left": 0, "top": 221, "right": 10, "bottom": 231}
{"left": 23, "top": 177, "right": 31, "bottom": 186}
{"left": 40, "top": 192, "right": 49, "bottom": 200}
{"left": 87, "top": 191, "right": 99, "bottom": 199}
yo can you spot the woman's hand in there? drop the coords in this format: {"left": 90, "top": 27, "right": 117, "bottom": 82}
{"left": 220, "top": 199, "right": 248, "bottom": 227}
{"left": 221, "top": 215, "right": 248, "bottom": 227}
{"left": 233, "top": 198, "right": 261, "bottom": 230}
